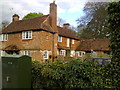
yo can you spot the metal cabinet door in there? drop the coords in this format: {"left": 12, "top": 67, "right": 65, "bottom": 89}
{"left": 2, "top": 57, "right": 19, "bottom": 88}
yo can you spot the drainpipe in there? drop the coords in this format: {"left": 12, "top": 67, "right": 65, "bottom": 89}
{"left": 52, "top": 32, "right": 55, "bottom": 62}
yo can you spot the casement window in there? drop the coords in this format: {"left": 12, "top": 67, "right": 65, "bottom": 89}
{"left": 0, "top": 34, "right": 8, "bottom": 41}
{"left": 60, "top": 50, "right": 66, "bottom": 56}
{"left": 70, "top": 50, "right": 75, "bottom": 57}
{"left": 72, "top": 39, "right": 74, "bottom": 44}
{"left": 44, "top": 50, "right": 49, "bottom": 59}
{"left": 22, "top": 31, "right": 32, "bottom": 40}
{"left": 77, "top": 51, "right": 85, "bottom": 57}
{"left": 0, "top": 50, "right": 6, "bottom": 56}
{"left": 58, "top": 36, "right": 62, "bottom": 42}
{"left": 67, "top": 38, "right": 70, "bottom": 47}
{"left": 24, "top": 50, "right": 30, "bottom": 56}
{"left": 46, "top": 35, "right": 49, "bottom": 40}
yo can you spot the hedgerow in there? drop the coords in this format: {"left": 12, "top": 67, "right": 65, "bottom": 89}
{"left": 107, "top": 1, "right": 120, "bottom": 88}
{"left": 32, "top": 60, "right": 112, "bottom": 89}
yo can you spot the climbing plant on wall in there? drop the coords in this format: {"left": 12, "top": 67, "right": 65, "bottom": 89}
{"left": 108, "top": 1, "right": 120, "bottom": 88}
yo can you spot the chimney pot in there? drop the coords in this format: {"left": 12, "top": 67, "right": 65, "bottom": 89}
{"left": 63, "top": 23, "right": 70, "bottom": 29}
{"left": 12, "top": 14, "right": 19, "bottom": 22}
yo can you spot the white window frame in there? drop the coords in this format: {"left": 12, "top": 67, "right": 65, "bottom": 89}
{"left": 22, "top": 31, "right": 32, "bottom": 40}
{"left": 72, "top": 39, "right": 74, "bottom": 44}
{"left": 70, "top": 50, "right": 75, "bottom": 57}
{"left": 0, "top": 50, "right": 5, "bottom": 56}
{"left": 58, "top": 36, "right": 62, "bottom": 42}
{"left": 67, "top": 38, "right": 70, "bottom": 47}
{"left": 46, "top": 35, "right": 49, "bottom": 40}
{"left": 77, "top": 51, "right": 85, "bottom": 57}
{"left": 44, "top": 50, "right": 49, "bottom": 59}
{"left": 24, "top": 50, "right": 30, "bottom": 56}
{"left": 60, "top": 50, "right": 66, "bottom": 56}
{"left": 0, "top": 34, "right": 8, "bottom": 41}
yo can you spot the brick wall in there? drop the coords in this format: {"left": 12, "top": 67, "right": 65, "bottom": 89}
{"left": 1, "top": 30, "right": 55, "bottom": 61}
{"left": 58, "top": 36, "right": 79, "bottom": 50}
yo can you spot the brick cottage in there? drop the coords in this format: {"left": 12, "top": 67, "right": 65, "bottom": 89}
{"left": 0, "top": 1, "right": 110, "bottom": 62}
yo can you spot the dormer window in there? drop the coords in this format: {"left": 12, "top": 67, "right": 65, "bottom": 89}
{"left": 0, "top": 34, "right": 8, "bottom": 41}
{"left": 58, "top": 36, "right": 62, "bottom": 42}
{"left": 22, "top": 31, "right": 32, "bottom": 40}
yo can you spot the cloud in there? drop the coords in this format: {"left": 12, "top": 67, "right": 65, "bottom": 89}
{"left": 0, "top": 0, "right": 88, "bottom": 27}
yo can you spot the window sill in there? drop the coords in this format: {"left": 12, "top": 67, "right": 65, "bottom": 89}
{"left": 22, "top": 38, "right": 32, "bottom": 40}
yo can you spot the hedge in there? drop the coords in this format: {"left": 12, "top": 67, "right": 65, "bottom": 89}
{"left": 32, "top": 60, "right": 113, "bottom": 89}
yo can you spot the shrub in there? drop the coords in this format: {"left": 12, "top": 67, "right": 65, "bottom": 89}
{"left": 107, "top": 1, "right": 120, "bottom": 88}
{"left": 32, "top": 60, "right": 111, "bottom": 89}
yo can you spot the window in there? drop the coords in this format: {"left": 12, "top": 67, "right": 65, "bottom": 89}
{"left": 58, "top": 36, "right": 62, "bottom": 42}
{"left": 46, "top": 35, "right": 49, "bottom": 40}
{"left": 24, "top": 51, "right": 30, "bottom": 56}
{"left": 0, "top": 50, "right": 6, "bottom": 56}
{"left": 67, "top": 38, "right": 70, "bottom": 47}
{"left": 60, "top": 50, "right": 66, "bottom": 56}
{"left": 22, "top": 31, "right": 32, "bottom": 40}
{"left": 72, "top": 39, "right": 74, "bottom": 44}
{"left": 70, "top": 50, "right": 75, "bottom": 57}
{"left": 44, "top": 50, "right": 49, "bottom": 59}
{"left": 0, "top": 34, "right": 8, "bottom": 41}
{"left": 77, "top": 51, "right": 85, "bottom": 57}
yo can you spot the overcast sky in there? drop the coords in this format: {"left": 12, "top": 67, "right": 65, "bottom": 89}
{"left": 0, "top": 0, "right": 118, "bottom": 27}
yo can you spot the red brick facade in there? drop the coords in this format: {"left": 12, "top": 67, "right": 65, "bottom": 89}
{"left": 0, "top": 2, "right": 80, "bottom": 61}
{"left": 0, "top": 2, "right": 110, "bottom": 61}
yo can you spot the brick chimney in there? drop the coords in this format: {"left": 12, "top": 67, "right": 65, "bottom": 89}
{"left": 63, "top": 23, "right": 70, "bottom": 29}
{"left": 12, "top": 14, "right": 19, "bottom": 22}
{"left": 49, "top": 1, "right": 57, "bottom": 32}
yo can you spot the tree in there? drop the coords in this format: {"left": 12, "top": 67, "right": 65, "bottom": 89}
{"left": 57, "top": 17, "right": 66, "bottom": 26}
{"left": 77, "top": 2, "right": 109, "bottom": 39}
{"left": 22, "top": 12, "right": 44, "bottom": 20}
{"left": 0, "top": 21, "right": 9, "bottom": 30}
{"left": 108, "top": 1, "right": 120, "bottom": 88}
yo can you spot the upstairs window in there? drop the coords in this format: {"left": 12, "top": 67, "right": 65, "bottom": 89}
{"left": 46, "top": 35, "right": 49, "bottom": 40}
{"left": 67, "top": 38, "right": 70, "bottom": 47}
{"left": 22, "top": 31, "right": 32, "bottom": 40}
{"left": 58, "top": 36, "right": 62, "bottom": 42}
{"left": 0, "top": 34, "right": 8, "bottom": 41}
{"left": 72, "top": 39, "right": 74, "bottom": 44}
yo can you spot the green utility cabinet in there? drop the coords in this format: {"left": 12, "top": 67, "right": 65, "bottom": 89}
{"left": 0, "top": 55, "right": 31, "bottom": 89}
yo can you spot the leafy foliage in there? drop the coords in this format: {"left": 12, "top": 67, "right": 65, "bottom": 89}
{"left": 22, "top": 12, "right": 43, "bottom": 20}
{"left": 0, "top": 21, "right": 9, "bottom": 30}
{"left": 32, "top": 60, "right": 113, "bottom": 89}
{"left": 107, "top": 1, "right": 120, "bottom": 88}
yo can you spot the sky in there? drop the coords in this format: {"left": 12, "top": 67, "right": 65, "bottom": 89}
{"left": 0, "top": 0, "right": 119, "bottom": 27}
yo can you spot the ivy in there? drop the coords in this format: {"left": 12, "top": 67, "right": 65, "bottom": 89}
{"left": 107, "top": 1, "right": 120, "bottom": 88}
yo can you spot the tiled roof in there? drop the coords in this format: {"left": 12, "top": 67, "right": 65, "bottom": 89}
{"left": 57, "top": 26, "right": 79, "bottom": 40}
{"left": 2, "top": 15, "right": 52, "bottom": 33}
{"left": 2, "top": 15, "right": 79, "bottom": 40}
{"left": 76, "top": 39, "right": 110, "bottom": 51}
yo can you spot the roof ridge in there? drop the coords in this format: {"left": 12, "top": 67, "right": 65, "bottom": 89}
{"left": 15, "top": 14, "right": 49, "bottom": 22}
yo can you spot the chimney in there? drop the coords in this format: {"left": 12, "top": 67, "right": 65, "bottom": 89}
{"left": 12, "top": 14, "right": 19, "bottom": 22}
{"left": 63, "top": 23, "right": 70, "bottom": 29}
{"left": 49, "top": 1, "right": 57, "bottom": 32}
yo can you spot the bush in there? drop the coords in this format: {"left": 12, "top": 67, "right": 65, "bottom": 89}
{"left": 108, "top": 2, "right": 120, "bottom": 88}
{"left": 32, "top": 60, "right": 112, "bottom": 89}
